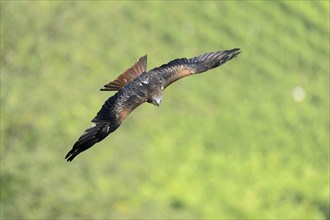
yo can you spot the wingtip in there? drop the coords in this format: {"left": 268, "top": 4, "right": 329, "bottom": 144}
{"left": 66, "top": 158, "right": 73, "bottom": 162}
{"left": 235, "top": 48, "right": 242, "bottom": 53}
{"left": 65, "top": 152, "right": 74, "bottom": 162}
{"left": 229, "top": 48, "right": 242, "bottom": 58}
{"left": 231, "top": 48, "right": 241, "bottom": 53}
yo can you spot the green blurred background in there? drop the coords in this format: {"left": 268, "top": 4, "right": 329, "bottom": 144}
{"left": 1, "top": 1, "right": 329, "bottom": 219}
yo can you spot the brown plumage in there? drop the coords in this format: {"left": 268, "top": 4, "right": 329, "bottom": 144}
{"left": 65, "top": 48, "right": 241, "bottom": 161}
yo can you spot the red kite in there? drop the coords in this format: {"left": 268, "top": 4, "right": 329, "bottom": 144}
{"left": 65, "top": 49, "right": 241, "bottom": 161}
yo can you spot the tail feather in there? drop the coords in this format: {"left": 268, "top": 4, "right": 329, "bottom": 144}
{"left": 65, "top": 122, "right": 119, "bottom": 162}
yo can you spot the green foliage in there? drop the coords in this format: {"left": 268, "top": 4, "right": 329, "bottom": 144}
{"left": 1, "top": 1, "right": 329, "bottom": 219}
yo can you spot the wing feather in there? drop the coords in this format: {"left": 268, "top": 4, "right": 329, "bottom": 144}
{"left": 65, "top": 122, "right": 117, "bottom": 162}
{"left": 151, "top": 48, "right": 241, "bottom": 88}
{"left": 101, "top": 55, "right": 147, "bottom": 91}
{"left": 65, "top": 89, "right": 145, "bottom": 161}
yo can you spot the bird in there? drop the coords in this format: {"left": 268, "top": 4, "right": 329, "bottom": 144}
{"left": 65, "top": 48, "right": 241, "bottom": 161}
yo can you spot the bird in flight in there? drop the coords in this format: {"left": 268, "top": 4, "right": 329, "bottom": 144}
{"left": 65, "top": 48, "right": 241, "bottom": 161}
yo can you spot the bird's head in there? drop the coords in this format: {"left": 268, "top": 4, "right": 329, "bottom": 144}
{"left": 146, "top": 77, "right": 164, "bottom": 107}
{"left": 149, "top": 94, "right": 163, "bottom": 107}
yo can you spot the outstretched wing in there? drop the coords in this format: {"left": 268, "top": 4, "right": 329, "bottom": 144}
{"left": 65, "top": 94, "right": 121, "bottom": 161}
{"left": 65, "top": 88, "right": 146, "bottom": 161}
{"left": 65, "top": 122, "right": 119, "bottom": 162}
{"left": 101, "top": 55, "right": 147, "bottom": 91}
{"left": 151, "top": 48, "right": 241, "bottom": 89}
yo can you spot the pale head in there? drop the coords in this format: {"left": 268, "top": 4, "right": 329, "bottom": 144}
{"left": 146, "top": 76, "right": 164, "bottom": 107}
{"left": 150, "top": 94, "right": 163, "bottom": 106}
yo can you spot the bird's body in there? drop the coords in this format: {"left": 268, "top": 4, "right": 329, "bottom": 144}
{"left": 65, "top": 48, "right": 241, "bottom": 161}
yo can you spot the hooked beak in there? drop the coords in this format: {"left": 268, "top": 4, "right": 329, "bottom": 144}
{"left": 150, "top": 95, "right": 163, "bottom": 107}
{"left": 154, "top": 99, "right": 162, "bottom": 107}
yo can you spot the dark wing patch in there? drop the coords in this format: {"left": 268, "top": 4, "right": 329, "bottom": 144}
{"left": 66, "top": 93, "right": 122, "bottom": 161}
{"left": 66, "top": 91, "right": 146, "bottom": 161}
{"left": 101, "top": 55, "right": 147, "bottom": 91}
{"left": 152, "top": 48, "right": 241, "bottom": 88}
{"left": 65, "top": 122, "right": 119, "bottom": 162}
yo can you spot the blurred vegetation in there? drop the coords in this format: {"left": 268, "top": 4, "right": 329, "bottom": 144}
{"left": 1, "top": 1, "right": 329, "bottom": 219}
